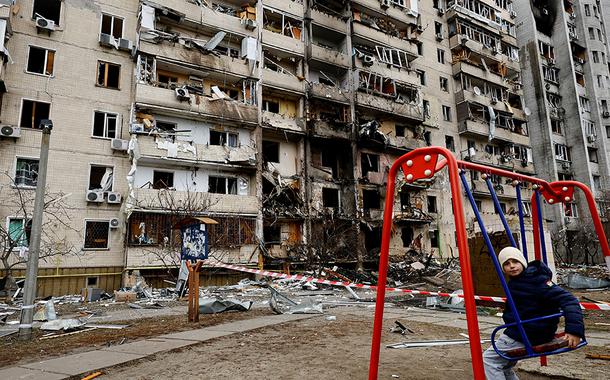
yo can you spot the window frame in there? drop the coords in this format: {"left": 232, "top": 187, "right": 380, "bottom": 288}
{"left": 25, "top": 45, "right": 56, "bottom": 77}
{"left": 152, "top": 170, "right": 175, "bottom": 190}
{"left": 19, "top": 98, "right": 51, "bottom": 129}
{"left": 6, "top": 216, "right": 31, "bottom": 249}
{"left": 91, "top": 110, "right": 119, "bottom": 139}
{"left": 83, "top": 219, "right": 111, "bottom": 250}
{"left": 88, "top": 163, "right": 115, "bottom": 192}
{"left": 96, "top": 60, "right": 121, "bottom": 89}
{"left": 208, "top": 175, "right": 238, "bottom": 195}
{"left": 100, "top": 13, "right": 124, "bottom": 39}
{"left": 32, "top": 0, "right": 62, "bottom": 25}
{"left": 14, "top": 156, "right": 40, "bottom": 189}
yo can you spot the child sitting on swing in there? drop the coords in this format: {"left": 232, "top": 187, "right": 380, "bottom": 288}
{"left": 483, "top": 247, "right": 585, "bottom": 380}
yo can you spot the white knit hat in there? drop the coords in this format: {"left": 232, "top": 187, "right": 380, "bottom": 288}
{"left": 498, "top": 246, "right": 528, "bottom": 269}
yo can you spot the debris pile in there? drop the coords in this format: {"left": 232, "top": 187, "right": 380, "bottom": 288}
{"left": 556, "top": 265, "right": 610, "bottom": 289}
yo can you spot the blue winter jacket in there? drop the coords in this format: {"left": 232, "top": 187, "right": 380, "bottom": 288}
{"left": 502, "top": 261, "right": 585, "bottom": 345}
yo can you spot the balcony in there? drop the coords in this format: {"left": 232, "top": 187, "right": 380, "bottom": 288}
{"left": 262, "top": 111, "right": 305, "bottom": 133}
{"left": 310, "top": 44, "right": 350, "bottom": 68}
{"left": 351, "top": 0, "right": 418, "bottom": 25}
{"left": 264, "top": 0, "right": 304, "bottom": 17}
{"left": 353, "top": 60, "right": 421, "bottom": 88}
{"left": 311, "top": 8, "right": 347, "bottom": 33}
{"left": 469, "top": 179, "right": 530, "bottom": 200}
{"left": 262, "top": 69, "right": 306, "bottom": 94}
{"left": 134, "top": 83, "right": 258, "bottom": 126}
{"left": 449, "top": 35, "right": 520, "bottom": 74}
{"left": 262, "top": 29, "right": 304, "bottom": 54}
{"left": 393, "top": 206, "right": 434, "bottom": 224}
{"left": 309, "top": 83, "right": 352, "bottom": 104}
{"left": 458, "top": 119, "right": 529, "bottom": 147}
{"left": 452, "top": 61, "right": 507, "bottom": 90}
{"left": 455, "top": 89, "right": 525, "bottom": 120}
{"left": 310, "top": 120, "right": 352, "bottom": 140}
{"left": 159, "top": 0, "right": 256, "bottom": 37}
{"left": 352, "top": 23, "right": 419, "bottom": 58}
{"left": 461, "top": 149, "right": 518, "bottom": 171}
{"left": 356, "top": 92, "right": 423, "bottom": 121}
{"left": 139, "top": 41, "right": 254, "bottom": 79}
{"left": 132, "top": 188, "right": 258, "bottom": 215}
{"left": 135, "top": 136, "right": 257, "bottom": 166}
{"left": 446, "top": 6, "right": 502, "bottom": 32}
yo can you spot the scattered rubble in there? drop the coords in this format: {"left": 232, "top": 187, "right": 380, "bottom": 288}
{"left": 199, "top": 298, "right": 253, "bottom": 314}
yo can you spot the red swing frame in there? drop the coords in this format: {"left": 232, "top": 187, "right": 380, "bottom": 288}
{"left": 368, "top": 147, "right": 610, "bottom": 380}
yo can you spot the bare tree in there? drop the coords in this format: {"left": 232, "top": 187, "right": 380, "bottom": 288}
{"left": 127, "top": 187, "right": 233, "bottom": 281}
{"left": 0, "top": 173, "right": 78, "bottom": 286}
{"left": 551, "top": 222, "right": 601, "bottom": 266}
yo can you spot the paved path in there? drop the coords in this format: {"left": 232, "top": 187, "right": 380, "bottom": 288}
{"left": 0, "top": 314, "right": 313, "bottom": 379}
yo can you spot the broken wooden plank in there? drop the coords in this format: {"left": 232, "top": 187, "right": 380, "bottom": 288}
{"left": 586, "top": 353, "right": 610, "bottom": 361}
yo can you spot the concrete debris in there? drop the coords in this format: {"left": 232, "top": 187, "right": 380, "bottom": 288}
{"left": 199, "top": 298, "right": 253, "bottom": 314}
{"left": 358, "top": 120, "right": 388, "bottom": 145}
{"left": 566, "top": 273, "right": 610, "bottom": 289}
{"left": 40, "top": 318, "right": 86, "bottom": 331}
{"left": 33, "top": 299, "right": 57, "bottom": 322}
{"left": 268, "top": 287, "right": 323, "bottom": 315}
{"left": 390, "top": 320, "right": 413, "bottom": 335}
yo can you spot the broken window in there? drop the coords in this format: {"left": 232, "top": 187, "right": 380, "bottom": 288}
{"left": 92, "top": 111, "right": 118, "bottom": 139}
{"left": 210, "top": 130, "right": 239, "bottom": 147}
{"left": 263, "top": 7, "right": 303, "bottom": 40}
{"left": 361, "top": 153, "right": 379, "bottom": 177}
{"left": 362, "top": 189, "right": 381, "bottom": 210}
{"left": 442, "top": 105, "right": 452, "bottom": 121}
{"left": 209, "top": 176, "right": 237, "bottom": 194}
{"left": 20, "top": 99, "right": 50, "bottom": 129}
{"left": 101, "top": 14, "right": 123, "bottom": 39}
{"left": 89, "top": 165, "right": 113, "bottom": 191}
{"left": 416, "top": 70, "right": 426, "bottom": 86}
{"left": 152, "top": 171, "right": 174, "bottom": 189}
{"left": 427, "top": 196, "right": 438, "bottom": 213}
{"left": 445, "top": 135, "right": 455, "bottom": 152}
{"left": 554, "top": 144, "right": 571, "bottom": 161}
{"left": 15, "top": 158, "right": 39, "bottom": 187}
{"left": 97, "top": 61, "right": 120, "bottom": 89}
{"left": 84, "top": 220, "right": 110, "bottom": 249}
{"left": 86, "top": 276, "right": 99, "bottom": 287}
{"left": 157, "top": 73, "right": 179, "bottom": 89}
{"left": 588, "top": 147, "right": 599, "bottom": 163}
{"left": 399, "top": 186, "right": 410, "bottom": 210}
{"left": 429, "top": 230, "right": 439, "bottom": 248}
{"left": 322, "top": 188, "right": 340, "bottom": 208}
{"left": 8, "top": 218, "right": 32, "bottom": 248}
{"left": 26, "top": 46, "right": 55, "bottom": 76}
{"left": 33, "top": 0, "right": 61, "bottom": 25}
{"left": 262, "top": 99, "right": 280, "bottom": 113}
{"left": 263, "top": 140, "right": 280, "bottom": 163}
{"left": 439, "top": 76, "right": 448, "bottom": 92}
{"left": 401, "top": 226, "right": 413, "bottom": 248}
{"left": 437, "top": 48, "right": 445, "bottom": 64}
{"left": 551, "top": 119, "right": 563, "bottom": 134}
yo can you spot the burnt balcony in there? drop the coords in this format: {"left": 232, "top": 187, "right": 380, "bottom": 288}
{"left": 309, "top": 83, "right": 352, "bottom": 104}
{"left": 454, "top": 89, "right": 525, "bottom": 120}
{"left": 262, "top": 68, "right": 306, "bottom": 94}
{"left": 131, "top": 188, "right": 258, "bottom": 215}
{"left": 449, "top": 35, "right": 520, "bottom": 74}
{"left": 134, "top": 83, "right": 258, "bottom": 126}
{"left": 159, "top": 0, "right": 256, "bottom": 37}
{"left": 393, "top": 206, "right": 434, "bottom": 224}
{"left": 139, "top": 41, "right": 254, "bottom": 79}
{"left": 262, "top": 111, "right": 305, "bottom": 133}
{"left": 458, "top": 119, "right": 530, "bottom": 147}
{"left": 310, "top": 44, "right": 350, "bottom": 68}
{"left": 262, "top": 29, "right": 304, "bottom": 54}
{"left": 351, "top": 0, "right": 418, "bottom": 26}
{"left": 311, "top": 8, "right": 347, "bottom": 33}
{"left": 352, "top": 23, "right": 419, "bottom": 58}
{"left": 452, "top": 61, "right": 509, "bottom": 91}
{"left": 356, "top": 92, "right": 423, "bottom": 122}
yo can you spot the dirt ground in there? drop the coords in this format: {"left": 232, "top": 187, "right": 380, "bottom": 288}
{"left": 100, "top": 308, "right": 605, "bottom": 380}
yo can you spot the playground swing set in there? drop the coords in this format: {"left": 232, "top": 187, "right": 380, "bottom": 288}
{"left": 368, "top": 147, "right": 610, "bottom": 380}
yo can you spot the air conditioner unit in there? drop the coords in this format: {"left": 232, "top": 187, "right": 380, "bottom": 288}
{"left": 416, "top": 25, "right": 424, "bottom": 33}
{"left": 109, "top": 218, "right": 120, "bottom": 228}
{"left": 111, "top": 138, "right": 129, "bottom": 151}
{"left": 491, "top": 96, "right": 498, "bottom": 104}
{"left": 548, "top": 58, "right": 556, "bottom": 65}
{"left": 99, "top": 33, "right": 114, "bottom": 47}
{"left": 491, "top": 46, "right": 499, "bottom": 55}
{"left": 0, "top": 125, "right": 21, "bottom": 138}
{"left": 244, "top": 18, "right": 257, "bottom": 31}
{"left": 380, "top": 0, "right": 390, "bottom": 9}
{"left": 569, "top": 32, "right": 578, "bottom": 40}
{"left": 461, "top": 35, "right": 470, "bottom": 44}
{"left": 603, "top": 111, "right": 610, "bottom": 118}
{"left": 36, "top": 16, "right": 55, "bottom": 32}
{"left": 86, "top": 190, "right": 105, "bottom": 203}
{"left": 587, "top": 134, "right": 597, "bottom": 143}
{"left": 561, "top": 162, "right": 571, "bottom": 170}
{"left": 577, "top": 58, "right": 585, "bottom": 64}
{"left": 362, "top": 55, "right": 375, "bottom": 66}
{"left": 435, "top": 33, "right": 443, "bottom": 41}
{"left": 545, "top": 83, "right": 551, "bottom": 90}
{"left": 175, "top": 86, "right": 190, "bottom": 100}
{"left": 510, "top": 11, "right": 517, "bottom": 19}
{"left": 118, "top": 38, "right": 133, "bottom": 51}
{"left": 437, "top": 8, "right": 445, "bottom": 16}
{"left": 107, "top": 192, "right": 122, "bottom": 204}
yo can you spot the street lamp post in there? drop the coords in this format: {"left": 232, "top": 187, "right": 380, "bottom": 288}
{"left": 19, "top": 119, "right": 53, "bottom": 340}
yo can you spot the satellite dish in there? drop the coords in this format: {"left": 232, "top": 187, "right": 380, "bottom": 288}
{"left": 473, "top": 86, "right": 482, "bottom": 96}
{"left": 524, "top": 107, "right": 532, "bottom": 116}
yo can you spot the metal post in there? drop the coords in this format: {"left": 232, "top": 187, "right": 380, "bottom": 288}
{"left": 19, "top": 120, "right": 53, "bottom": 340}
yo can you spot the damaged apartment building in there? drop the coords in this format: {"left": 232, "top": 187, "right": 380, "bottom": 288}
{"left": 513, "top": 0, "right": 610, "bottom": 259}
{"left": 0, "top": 0, "right": 551, "bottom": 294}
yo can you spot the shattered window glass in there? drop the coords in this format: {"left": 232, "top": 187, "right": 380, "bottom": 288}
{"left": 8, "top": 218, "right": 31, "bottom": 248}
{"left": 15, "top": 158, "right": 39, "bottom": 187}
{"left": 20, "top": 100, "right": 50, "bottom": 129}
